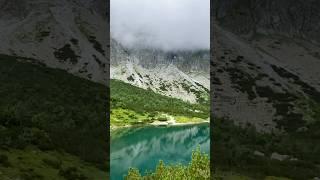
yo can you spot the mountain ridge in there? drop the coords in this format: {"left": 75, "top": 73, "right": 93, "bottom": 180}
{"left": 111, "top": 38, "right": 210, "bottom": 103}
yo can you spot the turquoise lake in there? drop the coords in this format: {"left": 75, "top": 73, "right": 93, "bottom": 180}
{"left": 110, "top": 123, "right": 210, "bottom": 179}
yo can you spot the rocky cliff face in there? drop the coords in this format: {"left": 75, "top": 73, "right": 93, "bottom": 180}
{"left": 0, "top": 0, "right": 108, "bottom": 84}
{"left": 214, "top": 0, "right": 320, "bottom": 43}
{"left": 111, "top": 38, "right": 210, "bottom": 103}
{"left": 212, "top": 1, "right": 320, "bottom": 132}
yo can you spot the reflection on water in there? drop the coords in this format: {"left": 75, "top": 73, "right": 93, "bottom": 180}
{"left": 110, "top": 123, "right": 210, "bottom": 180}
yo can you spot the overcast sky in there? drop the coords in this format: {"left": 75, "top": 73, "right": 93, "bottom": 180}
{"left": 111, "top": 0, "right": 210, "bottom": 51}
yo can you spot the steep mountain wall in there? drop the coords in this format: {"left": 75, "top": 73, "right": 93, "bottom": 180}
{"left": 111, "top": 38, "right": 210, "bottom": 103}
{"left": 214, "top": 0, "right": 320, "bottom": 43}
{"left": 212, "top": 0, "right": 320, "bottom": 132}
{"left": 111, "top": 38, "right": 210, "bottom": 74}
{"left": 0, "top": 0, "right": 108, "bottom": 84}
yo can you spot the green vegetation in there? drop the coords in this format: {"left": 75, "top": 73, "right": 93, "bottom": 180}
{"left": 110, "top": 109, "right": 152, "bottom": 127}
{"left": 212, "top": 118, "right": 320, "bottom": 179}
{"left": 125, "top": 148, "right": 210, "bottom": 180}
{"left": 0, "top": 54, "right": 108, "bottom": 178}
{"left": 212, "top": 172, "right": 291, "bottom": 180}
{"left": 218, "top": 63, "right": 320, "bottom": 179}
{"left": 175, "top": 116, "right": 205, "bottom": 123}
{"left": 0, "top": 148, "right": 107, "bottom": 180}
{"left": 110, "top": 79, "right": 209, "bottom": 127}
{"left": 110, "top": 108, "right": 207, "bottom": 127}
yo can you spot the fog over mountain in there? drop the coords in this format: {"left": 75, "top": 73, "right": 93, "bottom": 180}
{"left": 111, "top": 0, "right": 210, "bottom": 51}
{"left": 110, "top": 0, "right": 210, "bottom": 103}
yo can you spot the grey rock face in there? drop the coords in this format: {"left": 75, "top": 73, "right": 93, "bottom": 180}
{"left": 214, "top": 0, "right": 320, "bottom": 43}
{"left": 212, "top": 0, "right": 320, "bottom": 133}
{"left": 0, "top": 0, "right": 108, "bottom": 84}
{"left": 111, "top": 38, "right": 210, "bottom": 74}
{"left": 111, "top": 38, "right": 210, "bottom": 103}
{"left": 270, "top": 152, "right": 289, "bottom": 161}
{"left": 253, "top": 150, "right": 265, "bottom": 157}
{"left": 212, "top": 24, "right": 320, "bottom": 132}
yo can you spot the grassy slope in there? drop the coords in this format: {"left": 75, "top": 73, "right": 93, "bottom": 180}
{"left": 110, "top": 79, "right": 209, "bottom": 127}
{"left": 0, "top": 148, "right": 107, "bottom": 180}
{"left": 212, "top": 118, "right": 320, "bottom": 180}
{"left": 0, "top": 54, "right": 108, "bottom": 179}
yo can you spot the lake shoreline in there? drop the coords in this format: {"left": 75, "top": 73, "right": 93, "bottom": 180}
{"left": 110, "top": 120, "right": 209, "bottom": 132}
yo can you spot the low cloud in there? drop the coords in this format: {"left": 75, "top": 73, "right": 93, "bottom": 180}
{"left": 111, "top": 0, "right": 210, "bottom": 51}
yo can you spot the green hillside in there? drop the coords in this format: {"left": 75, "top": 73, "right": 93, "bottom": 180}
{"left": 212, "top": 118, "right": 320, "bottom": 179}
{"left": 0, "top": 54, "right": 108, "bottom": 179}
{"left": 110, "top": 79, "right": 209, "bottom": 127}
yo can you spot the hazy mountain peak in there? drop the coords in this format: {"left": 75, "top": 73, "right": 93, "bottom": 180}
{"left": 110, "top": 38, "right": 209, "bottom": 103}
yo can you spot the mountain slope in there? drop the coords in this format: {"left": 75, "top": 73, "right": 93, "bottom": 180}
{"left": 0, "top": 0, "right": 108, "bottom": 84}
{"left": 0, "top": 54, "right": 108, "bottom": 178}
{"left": 110, "top": 79, "right": 209, "bottom": 128}
{"left": 212, "top": 25, "right": 320, "bottom": 178}
{"left": 111, "top": 79, "right": 209, "bottom": 117}
{"left": 212, "top": 1, "right": 320, "bottom": 178}
{"left": 212, "top": 24, "right": 320, "bottom": 133}
{"left": 110, "top": 39, "right": 210, "bottom": 103}
{"left": 214, "top": 0, "right": 320, "bottom": 43}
